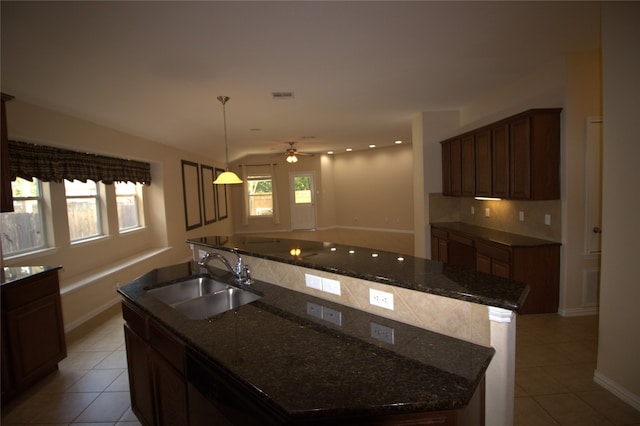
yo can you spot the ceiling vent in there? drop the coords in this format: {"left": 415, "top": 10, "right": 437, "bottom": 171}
{"left": 272, "top": 91, "right": 294, "bottom": 100}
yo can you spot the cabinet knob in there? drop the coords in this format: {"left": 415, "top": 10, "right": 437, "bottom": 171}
{"left": 592, "top": 226, "right": 602, "bottom": 234}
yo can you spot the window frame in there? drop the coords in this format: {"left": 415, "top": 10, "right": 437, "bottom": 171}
{"left": 64, "top": 179, "right": 104, "bottom": 243}
{"left": 115, "top": 181, "right": 144, "bottom": 232}
{"left": 1, "top": 178, "right": 47, "bottom": 257}
{"left": 246, "top": 174, "right": 274, "bottom": 217}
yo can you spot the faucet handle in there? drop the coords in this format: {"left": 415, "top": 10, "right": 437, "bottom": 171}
{"left": 242, "top": 266, "right": 252, "bottom": 285}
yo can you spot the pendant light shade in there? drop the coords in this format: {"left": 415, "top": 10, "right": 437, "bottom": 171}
{"left": 213, "top": 95, "right": 243, "bottom": 185}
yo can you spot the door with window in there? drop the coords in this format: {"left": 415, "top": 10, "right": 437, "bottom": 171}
{"left": 290, "top": 172, "right": 316, "bottom": 230}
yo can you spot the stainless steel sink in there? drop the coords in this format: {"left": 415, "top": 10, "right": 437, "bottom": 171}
{"left": 148, "top": 277, "right": 229, "bottom": 305}
{"left": 148, "top": 276, "right": 262, "bottom": 320}
{"left": 172, "top": 287, "right": 262, "bottom": 320}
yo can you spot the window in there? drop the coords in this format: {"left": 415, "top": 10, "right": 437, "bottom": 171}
{"left": 65, "top": 179, "right": 102, "bottom": 242}
{"left": 115, "top": 181, "right": 143, "bottom": 231}
{"left": 247, "top": 174, "right": 273, "bottom": 216}
{"left": 1, "top": 178, "right": 46, "bottom": 256}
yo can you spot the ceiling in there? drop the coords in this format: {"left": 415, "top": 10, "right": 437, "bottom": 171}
{"left": 1, "top": 1, "right": 600, "bottom": 162}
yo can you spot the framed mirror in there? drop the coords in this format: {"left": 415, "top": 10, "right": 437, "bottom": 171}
{"left": 201, "top": 164, "right": 217, "bottom": 224}
{"left": 215, "top": 168, "right": 228, "bottom": 220}
{"left": 181, "top": 160, "right": 202, "bottom": 230}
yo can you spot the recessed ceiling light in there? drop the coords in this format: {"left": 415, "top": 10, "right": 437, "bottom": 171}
{"left": 346, "top": 148, "right": 353, "bottom": 152}
{"left": 369, "top": 144, "right": 376, "bottom": 148}
{"left": 327, "top": 151, "right": 334, "bottom": 155}
{"left": 395, "top": 140, "right": 402, "bottom": 144}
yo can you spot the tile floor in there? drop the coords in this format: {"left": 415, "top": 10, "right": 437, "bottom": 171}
{"left": 2, "top": 230, "right": 639, "bottom": 425}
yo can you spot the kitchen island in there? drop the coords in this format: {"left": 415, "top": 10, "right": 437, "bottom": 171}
{"left": 119, "top": 262, "right": 494, "bottom": 425}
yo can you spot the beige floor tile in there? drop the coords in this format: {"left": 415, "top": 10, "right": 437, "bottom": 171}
{"left": 514, "top": 397, "right": 560, "bottom": 426}
{"left": 105, "top": 370, "right": 131, "bottom": 392}
{"left": 535, "top": 393, "right": 614, "bottom": 425}
{"left": 577, "top": 390, "right": 640, "bottom": 425}
{"left": 516, "top": 367, "right": 570, "bottom": 396}
{"left": 73, "top": 391, "right": 131, "bottom": 423}
{"left": 516, "top": 343, "right": 574, "bottom": 368}
{"left": 94, "top": 350, "right": 128, "bottom": 369}
{"left": 542, "top": 363, "right": 600, "bottom": 393}
{"left": 59, "top": 350, "right": 112, "bottom": 370}
{"left": 30, "top": 392, "right": 100, "bottom": 424}
{"left": 66, "top": 369, "right": 125, "bottom": 393}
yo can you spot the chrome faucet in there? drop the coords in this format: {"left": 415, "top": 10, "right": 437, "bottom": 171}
{"left": 198, "top": 250, "right": 252, "bottom": 285}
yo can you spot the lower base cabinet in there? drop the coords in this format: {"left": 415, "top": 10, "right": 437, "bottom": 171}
{"left": 1, "top": 269, "right": 66, "bottom": 405}
{"left": 122, "top": 300, "right": 484, "bottom": 426}
{"left": 431, "top": 225, "right": 560, "bottom": 314}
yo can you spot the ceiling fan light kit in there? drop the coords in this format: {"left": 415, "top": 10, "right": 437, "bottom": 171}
{"left": 213, "top": 95, "right": 243, "bottom": 185}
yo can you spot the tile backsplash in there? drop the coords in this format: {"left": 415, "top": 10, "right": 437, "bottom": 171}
{"left": 429, "top": 193, "right": 561, "bottom": 242}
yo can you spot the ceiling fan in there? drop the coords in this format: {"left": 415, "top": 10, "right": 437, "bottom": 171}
{"left": 284, "top": 141, "right": 313, "bottom": 163}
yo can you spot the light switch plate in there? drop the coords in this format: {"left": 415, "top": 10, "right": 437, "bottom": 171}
{"left": 305, "top": 274, "right": 322, "bottom": 290}
{"left": 322, "top": 278, "right": 341, "bottom": 295}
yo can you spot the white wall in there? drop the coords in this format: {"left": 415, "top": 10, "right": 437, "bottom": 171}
{"left": 4, "top": 100, "right": 234, "bottom": 328}
{"left": 596, "top": 2, "right": 640, "bottom": 409}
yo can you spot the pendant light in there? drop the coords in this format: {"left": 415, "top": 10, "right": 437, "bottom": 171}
{"left": 213, "top": 96, "right": 243, "bottom": 185}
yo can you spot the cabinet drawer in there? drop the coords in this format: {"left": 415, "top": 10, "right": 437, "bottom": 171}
{"left": 122, "top": 301, "right": 149, "bottom": 340}
{"left": 150, "top": 320, "right": 185, "bottom": 374}
{"left": 476, "top": 241, "right": 511, "bottom": 263}
{"left": 448, "top": 232, "right": 474, "bottom": 247}
{"left": 2, "top": 272, "right": 59, "bottom": 311}
{"left": 431, "top": 228, "right": 448, "bottom": 239}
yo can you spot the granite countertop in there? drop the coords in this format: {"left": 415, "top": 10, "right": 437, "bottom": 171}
{"left": 188, "top": 235, "right": 529, "bottom": 311}
{"left": 1, "top": 265, "right": 62, "bottom": 286}
{"left": 119, "top": 262, "right": 495, "bottom": 420}
{"left": 431, "top": 222, "right": 561, "bottom": 247}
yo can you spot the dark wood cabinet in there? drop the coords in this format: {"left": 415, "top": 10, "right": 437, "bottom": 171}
{"left": 491, "top": 123, "right": 510, "bottom": 198}
{"left": 431, "top": 224, "right": 560, "bottom": 314}
{"left": 1, "top": 269, "right": 66, "bottom": 405}
{"left": 441, "top": 109, "right": 561, "bottom": 200}
{"left": 449, "top": 138, "right": 462, "bottom": 196}
{"left": 474, "top": 129, "right": 492, "bottom": 197}
{"left": 122, "top": 300, "right": 189, "bottom": 426}
{"left": 509, "top": 110, "right": 561, "bottom": 200}
{"left": 431, "top": 228, "right": 449, "bottom": 263}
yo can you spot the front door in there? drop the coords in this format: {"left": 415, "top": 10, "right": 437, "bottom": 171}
{"left": 290, "top": 172, "right": 316, "bottom": 230}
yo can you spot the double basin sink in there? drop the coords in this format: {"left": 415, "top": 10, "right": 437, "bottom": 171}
{"left": 148, "top": 276, "right": 262, "bottom": 320}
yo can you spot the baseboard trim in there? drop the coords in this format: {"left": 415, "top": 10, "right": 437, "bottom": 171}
{"left": 593, "top": 370, "right": 640, "bottom": 412}
{"left": 558, "top": 306, "right": 599, "bottom": 317}
{"left": 63, "top": 296, "right": 121, "bottom": 333}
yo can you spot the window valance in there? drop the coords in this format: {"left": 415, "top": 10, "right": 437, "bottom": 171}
{"left": 8, "top": 140, "right": 151, "bottom": 185}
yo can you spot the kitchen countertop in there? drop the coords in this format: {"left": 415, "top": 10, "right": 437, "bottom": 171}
{"left": 1, "top": 265, "right": 62, "bottom": 286}
{"left": 188, "top": 234, "right": 529, "bottom": 311}
{"left": 431, "top": 222, "right": 561, "bottom": 247}
{"left": 119, "top": 262, "right": 495, "bottom": 420}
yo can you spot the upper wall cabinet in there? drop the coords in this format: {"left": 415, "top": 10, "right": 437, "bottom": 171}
{"left": 441, "top": 108, "right": 561, "bottom": 200}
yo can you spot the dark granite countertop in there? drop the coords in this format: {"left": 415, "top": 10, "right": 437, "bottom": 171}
{"left": 431, "top": 222, "right": 561, "bottom": 247}
{"left": 119, "top": 262, "right": 495, "bottom": 421}
{"left": 1, "top": 265, "right": 62, "bottom": 286}
{"left": 188, "top": 235, "right": 529, "bottom": 311}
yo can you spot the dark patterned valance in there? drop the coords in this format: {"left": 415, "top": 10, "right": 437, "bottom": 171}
{"left": 8, "top": 140, "right": 151, "bottom": 185}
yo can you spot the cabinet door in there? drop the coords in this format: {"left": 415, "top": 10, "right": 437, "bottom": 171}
{"left": 6, "top": 294, "right": 66, "bottom": 386}
{"left": 509, "top": 116, "right": 532, "bottom": 199}
{"left": 441, "top": 141, "right": 452, "bottom": 195}
{"left": 461, "top": 135, "right": 475, "bottom": 196}
{"left": 124, "top": 325, "right": 155, "bottom": 426}
{"left": 476, "top": 253, "right": 491, "bottom": 275}
{"left": 449, "top": 139, "right": 462, "bottom": 196}
{"left": 492, "top": 123, "right": 509, "bottom": 198}
{"left": 492, "top": 260, "right": 511, "bottom": 279}
{"left": 475, "top": 129, "right": 492, "bottom": 197}
{"left": 152, "top": 349, "right": 189, "bottom": 426}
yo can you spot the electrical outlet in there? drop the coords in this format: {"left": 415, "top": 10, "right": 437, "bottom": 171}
{"left": 371, "top": 322, "right": 395, "bottom": 344}
{"left": 545, "top": 214, "right": 551, "bottom": 225}
{"left": 485, "top": 208, "right": 490, "bottom": 217}
{"left": 471, "top": 206, "right": 475, "bottom": 215}
{"left": 519, "top": 211, "right": 525, "bottom": 221}
{"left": 369, "top": 288, "right": 394, "bottom": 310}
{"left": 322, "top": 278, "right": 341, "bottom": 295}
{"left": 305, "top": 274, "right": 322, "bottom": 290}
